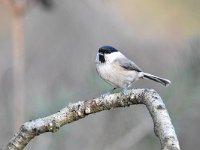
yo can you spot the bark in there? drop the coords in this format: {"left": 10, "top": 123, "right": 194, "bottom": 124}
{"left": 2, "top": 89, "right": 180, "bottom": 150}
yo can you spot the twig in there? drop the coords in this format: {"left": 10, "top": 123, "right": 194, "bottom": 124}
{"left": 2, "top": 89, "right": 180, "bottom": 150}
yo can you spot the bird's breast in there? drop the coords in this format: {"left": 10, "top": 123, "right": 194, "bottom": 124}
{"left": 96, "top": 63, "right": 139, "bottom": 88}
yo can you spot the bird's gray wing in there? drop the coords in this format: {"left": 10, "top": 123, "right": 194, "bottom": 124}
{"left": 114, "top": 57, "right": 142, "bottom": 72}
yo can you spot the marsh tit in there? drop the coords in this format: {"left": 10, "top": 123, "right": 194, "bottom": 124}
{"left": 96, "top": 46, "right": 171, "bottom": 93}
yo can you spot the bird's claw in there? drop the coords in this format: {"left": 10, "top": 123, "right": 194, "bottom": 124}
{"left": 120, "top": 89, "right": 128, "bottom": 96}
{"left": 100, "top": 92, "right": 110, "bottom": 99}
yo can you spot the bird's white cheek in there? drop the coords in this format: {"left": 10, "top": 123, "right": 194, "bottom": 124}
{"left": 104, "top": 54, "right": 113, "bottom": 63}
{"left": 105, "top": 52, "right": 123, "bottom": 63}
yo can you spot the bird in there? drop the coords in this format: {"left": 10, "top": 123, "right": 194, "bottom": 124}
{"left": 95, "top": 46, "right": 171, "bottom": 94}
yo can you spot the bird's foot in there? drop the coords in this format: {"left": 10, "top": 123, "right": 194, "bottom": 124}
{"left": 120, "top": 84, "right": 129, "bottom": 96}
{"left": 100, "top": 92, "right": 111, "bottom": 99}
{"left": 120, "top": 89, "right": 129, "bottom": 96}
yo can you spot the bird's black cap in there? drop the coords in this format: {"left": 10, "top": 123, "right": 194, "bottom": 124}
{"left": 98, "top": 46, "right": 118, "bottom": 54}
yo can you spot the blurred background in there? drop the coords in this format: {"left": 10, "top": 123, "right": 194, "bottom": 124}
{"left": 0, "top": 0, "right": 200, "bottom": 149}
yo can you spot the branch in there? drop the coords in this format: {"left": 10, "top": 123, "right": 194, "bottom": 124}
{"left": 2, "top": 89, "right": 180, "bottom": 150}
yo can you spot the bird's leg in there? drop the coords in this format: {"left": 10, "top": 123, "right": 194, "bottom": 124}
{"left": 121, "top": 84, "right": 129, "bottom": 95}
{"left": 128, "top": 83, "right": 135, "bottom": 90}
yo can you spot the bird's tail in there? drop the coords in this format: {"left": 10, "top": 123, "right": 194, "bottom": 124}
{"left": 143, "top": 72, "right": 171, "bottom": 86}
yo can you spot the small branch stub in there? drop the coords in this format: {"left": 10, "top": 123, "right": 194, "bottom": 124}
{"left": 2, "top": 89, "right": 180, "bottom": 150}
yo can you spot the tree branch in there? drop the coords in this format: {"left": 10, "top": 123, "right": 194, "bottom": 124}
{"left": 2, "top": 89, "right": 180, "bottom": 150}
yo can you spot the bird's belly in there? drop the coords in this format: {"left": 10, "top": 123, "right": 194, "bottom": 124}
{"left": 96, "top": 64, "right": 139, "bottom": 88}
